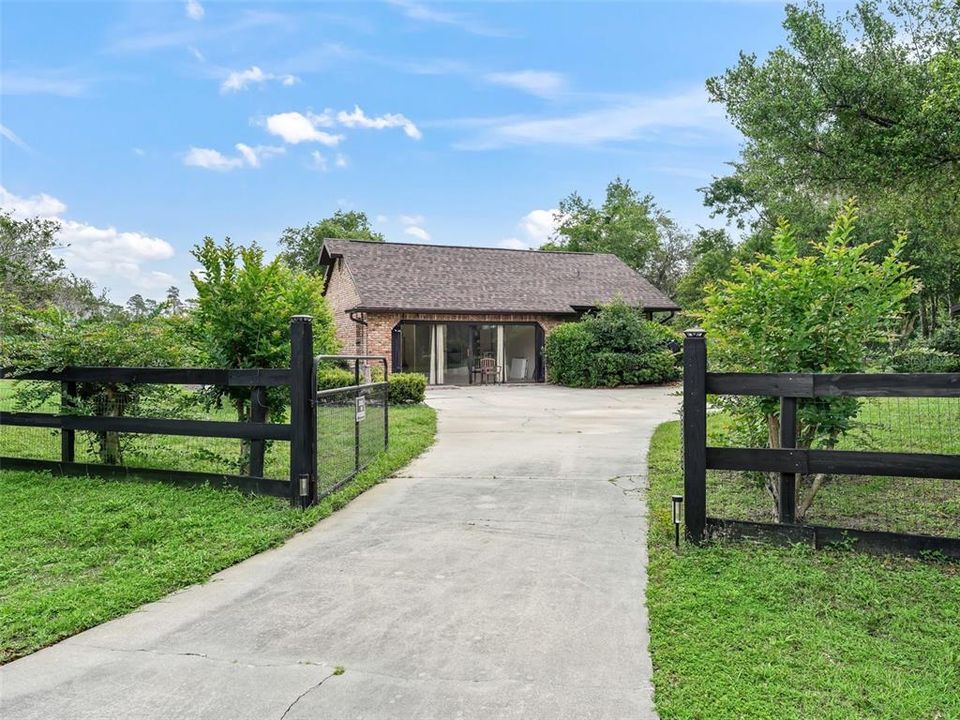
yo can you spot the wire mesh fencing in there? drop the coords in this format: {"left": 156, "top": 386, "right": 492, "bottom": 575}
{"left": 0, "top": 377, "right": 290, "bottom": 480}
{"left": 315, "top": 380, "right": 388, "bottom": 498}
{"left": 702, "top": 395, "right": 960, "bottom": 539}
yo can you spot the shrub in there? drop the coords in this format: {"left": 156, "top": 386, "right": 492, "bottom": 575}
{"left": 931, "top": 321, "right": 960, "bottom": 357}
{"left": 388, "top": 372, "right": 426, "bottom": 404}
{"left": 889, "top": 345, "right": 960, "bottom": 373}
{"left": 317, "top": 367, "right": 426, "bottom": 403}
{"left": 544, "top": 323, "right": 595, "bottom": 387}
{"left": 546, "top": 301, "right": 681, "bottom": 388}
{"left": 316, "top": 367, "right": 355, "bottom": 390}
{"left": 699, "top": 201, "right": 918, "bottom": 520}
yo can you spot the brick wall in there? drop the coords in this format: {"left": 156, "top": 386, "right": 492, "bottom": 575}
{"left": 362, "top": 311, "right": 568, "bottom": 370}
{"left": 324, "top": 263, "right": 571, "bottom": 378}
{"left": 324, "top": 259, "right": 363, "bottom": 352}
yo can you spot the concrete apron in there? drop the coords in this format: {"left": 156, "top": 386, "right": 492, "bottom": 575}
{"left": 1, "top": 384, "right": 680, "bottom": 720}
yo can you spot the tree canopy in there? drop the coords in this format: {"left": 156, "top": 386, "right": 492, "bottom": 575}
{"left": 699, "top": 201, "right": 919, "bottom": 518}
{"left": 279, "top": 210, "right": 384, "bottom": 273}
{"left": 0, "top": 211, "right": 108, "bottom": 316}
{"left": 704, "top": 0, "right": 960, "bottom": 332}
{"left": 542, "top": 178, "right": 691, "bottom": 297}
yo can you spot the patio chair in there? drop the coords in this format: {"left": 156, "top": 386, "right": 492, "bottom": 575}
{"left": 474, "top": 355, "right": 501, "bottom": 385}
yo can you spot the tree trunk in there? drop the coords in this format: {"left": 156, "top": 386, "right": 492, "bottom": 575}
{"left": 764, "top": 413, "right": 781, "bottom": 519}
{"left": 796, "top": 473, "right": 829, "bottom": 522}
{"left": 97, "top": 387, "right": 123, "bottom": 465}
{"left": 236, "top": 398, "right": 251, "bottom": 476}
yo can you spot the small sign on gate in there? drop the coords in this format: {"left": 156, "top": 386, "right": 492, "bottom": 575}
{"left": 355, "top": 395, "right": 366, "bottom": 422}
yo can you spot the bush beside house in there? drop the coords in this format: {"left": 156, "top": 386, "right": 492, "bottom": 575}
{"left": 545, "top": 301, "right": 681, "bottom": 387}
{"left": 316, "top": 366, "right": 427, "bottom": 404}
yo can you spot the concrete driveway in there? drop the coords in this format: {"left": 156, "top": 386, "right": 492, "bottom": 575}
{"left": 1, "top": 384, "right": 680, "bottom": 720}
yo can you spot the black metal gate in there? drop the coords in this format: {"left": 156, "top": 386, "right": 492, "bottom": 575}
{"left": 312, "top": 355, "right": 389, "bottom": 501}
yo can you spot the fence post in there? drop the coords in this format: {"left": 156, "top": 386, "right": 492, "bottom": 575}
{"left": 289, "top": 315, "right": 315, "bottom": 508}
{"left": 778, "top": 397, "right": 797, "bottom": 524}
{"left": 354, "top": 359, "right": 361, "bottom": 475}
{"left": 60, "top": 380, "right": 76, "bottom": 463}
{"left": 683, "top": 328, "right": 707, "bottom": 543}
{"left": 249, "top": 385, "right": 267, "bottom": 478}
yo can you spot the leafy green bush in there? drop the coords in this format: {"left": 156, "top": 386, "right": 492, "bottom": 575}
{"left": 700, "top": 201, "right": 919, "bottom": 519}
{"left": 546, "top": 301, "right": 681, "bottom": 387}
{"left": 544, "top": 323, "right": 595, "bottom": 386}
{"left": 931, "top": 321, "right": 960, "bottom": 358}
{"left": 388, "top": 372, "right": 426, "bottom": 404}
{"left": 316, "top": 367, "right": 426, "bottom": 403}
{"left": 316, "top": 367, "right": 355, "bottom": 390}
{"left": 889, "top": 345, "right": 960, "bottom": 373}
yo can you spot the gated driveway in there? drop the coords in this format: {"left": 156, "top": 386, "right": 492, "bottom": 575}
{"left": 1, "top": 384, "right": 680, "bottom": 720}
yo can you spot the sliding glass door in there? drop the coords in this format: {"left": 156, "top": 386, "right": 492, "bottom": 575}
{"left": 396, "top": 321, "right": 541, "bottom": 385}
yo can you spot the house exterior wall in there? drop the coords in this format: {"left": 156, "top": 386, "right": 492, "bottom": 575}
{"left": 324, "top": 259, "right": 363, "bottom": 353}
{"left": 363, "top": 312, "right": 568, "bottom": 379}
{"left": 324, "top": 261, "right": 571, "bottom": 379}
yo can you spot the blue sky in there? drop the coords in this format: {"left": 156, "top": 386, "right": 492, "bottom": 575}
{"left": 1, "top": 0, "right": 806, "bottom": 301}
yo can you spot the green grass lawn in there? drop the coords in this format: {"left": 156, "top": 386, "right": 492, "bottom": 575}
{"left": 0, "top": 403, "right": 436, "bottom": 664}
{"left": 646, "top": 420, "right": 960, "bottom": 720}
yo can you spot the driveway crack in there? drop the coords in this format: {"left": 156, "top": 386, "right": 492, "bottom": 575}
{"left": 280, "top": 668, "right": 343, "bottom": 720}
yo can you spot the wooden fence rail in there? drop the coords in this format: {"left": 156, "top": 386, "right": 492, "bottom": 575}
{"left": 682, "top": 329, "right": 960, "bottom": 560}
{"left": 0, "top": 316, "right": 319, "bottom": 507}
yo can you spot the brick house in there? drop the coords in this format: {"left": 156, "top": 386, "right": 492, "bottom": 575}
{"left": 319, "top": 239, "right": 679, "bottom": 385}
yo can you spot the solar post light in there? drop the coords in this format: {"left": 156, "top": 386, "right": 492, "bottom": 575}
{"left": 671, "top": 495, "right": 683, "bottom": 548}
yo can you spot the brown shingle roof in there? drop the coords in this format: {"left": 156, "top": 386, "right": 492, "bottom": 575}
{"left": 320, "top": 239, "right": 680, "bottom": 314}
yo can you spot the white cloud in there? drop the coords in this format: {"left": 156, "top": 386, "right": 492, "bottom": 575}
{"left": 183, "top": 147, "right": 244, "bottom": 171}
{"left": 498, "top": 208, "right": 558, "bottom": 250}
{"left": 235, "top": 142, "right": 285, "bottom": 168}
{"left": 262, "top": 106, "right": 421, "bottom": 145}
{"left": 188, "top": 46, "right": 206, "bottom": 62}
{"left": 0, "top": 185, "right": 177, "bottom": 298}
{"left": 183, "top": 143, "right": 284, "bottom": 171}
{"left": 263, "top": 112, "right": 343, "bottom": 145}
{"left": 0, "top": 123, "right": 30, "bottom": 151}
{"left": 0, "top": 186, "right": 67, "bottom": 217}
{"left": 519, "top": 208, "right": 557, "bottom": 246}
{"left": 386, "top": 0, "right": 510, "bottom": 37}
{"left": 132, "top": 147, "right": 146, "bottom": 157}
{"left": 335, "top": 153, "right": 349, "bottom": 168}
{"left": 185, "top": 0, "right": 204, "bottom": 21}
{"left": 458, "top": 88, "right": 732, "bottom": 149}
{"left": 375, "top": 214, "right": 388, "bottom": 224}
{"left": 403, "top": 225, "right": 431, "bottom": 242}
{"left": 399, "top": 214, "right": 425, "bottom": 226}
{"left": 221, "top": 66, "right": 299, "bottom": 93}
{"left": 336, "top": 105, "right": 422, "bottom": 140}
{"left": 484, "top": 70, "right": 567, "bottom": 98}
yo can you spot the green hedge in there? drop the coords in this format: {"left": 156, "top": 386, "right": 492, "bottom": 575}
{"left": 316, "top": 367, "right": 355, "bottom": 390}
{"left": 888, "top": 345, "right": 960, "bottom": 373}
{"left": 388, "top": 373, "right": 426, "bottom": 404}
{"left": 545, "top": 301, "right": 681, "bottom": 387}
{"left": 315, "top": 366, "right": 427, "bottom": 404}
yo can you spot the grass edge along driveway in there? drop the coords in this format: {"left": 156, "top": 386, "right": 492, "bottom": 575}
{"left": 645, "top": 419, "right": 960, "bottom": 720}
{"left": 0, "top": 404, "right": 436, "bottom": 664}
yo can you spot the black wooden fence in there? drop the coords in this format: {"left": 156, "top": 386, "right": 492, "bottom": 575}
{"left": 0, "top": 315, "right": 387, "bottom": 508}
{"left": 682, "top": 329, "right": 960, "bottom": 560}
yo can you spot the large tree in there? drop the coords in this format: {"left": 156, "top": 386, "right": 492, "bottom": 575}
{"left": 279, "top": 210, "right": 384, "bottom": 273}
{"left": 0, "top": 211, "right": 107, "bottom": 316}
{"left": 704, "top": 0, "right": 960, "bottom": 334}
{"left": 700, "top": 201, "right": 919, "bottom": 520}
{"left": 542, "top": 178, "right": 691, "bottom": 296}
{"left": 191, "top": 237, "right": 337, "bottom": 473}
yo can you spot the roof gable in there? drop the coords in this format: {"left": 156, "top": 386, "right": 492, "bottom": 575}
{"left": 321, "top": 239, "right": 680, "bottom": 314}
